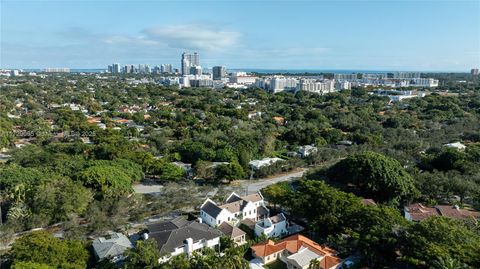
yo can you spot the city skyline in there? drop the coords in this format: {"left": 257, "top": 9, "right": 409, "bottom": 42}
{"left": 1, "top": 0, "right": 479, "bottom": 71}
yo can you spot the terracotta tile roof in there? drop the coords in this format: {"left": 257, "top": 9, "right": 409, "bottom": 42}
{"left": 251, "top": 240, "right": 287, "bottom": 257}
{"left": 321, "top": 255, "right": 343, "bottom": 269}
{"left": 405, "top": 203, "right": 440, "bottom": 221}
{"left": 405, "top": 203, "right": 480, "bottom": 221}
{"left": 436, "top": 205, "right": 480, "bottom": 220}
{"left": 251, "top": 234, "right": 337, "bottom": 258}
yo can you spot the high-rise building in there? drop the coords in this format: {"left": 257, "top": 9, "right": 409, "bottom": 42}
{"left": 111, "top": 63, "right": 121, "bottom": 74}
{"left": 190, "top": 66, "right": 202, "bottom": 75}
{"left": 161, "top": 64, "right": 173, "bottom": 73}
{"left": 123, "top": 65, "right": 135, "bottom": 74}
{"left": 181, "top": 52, "right": 199, "bottom": 75}
{"left": 471, "top": 68, "right": 479, "bottom": 76}
{"left": 212, "top": 66, "right": 226, "bottom": 80}
{"left": 138, "top": 64, "right": 150, "bottom": 73}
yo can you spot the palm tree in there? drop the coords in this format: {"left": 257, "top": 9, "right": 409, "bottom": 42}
{"left": 430, "top": 256, "right": 469, "bottom": 269}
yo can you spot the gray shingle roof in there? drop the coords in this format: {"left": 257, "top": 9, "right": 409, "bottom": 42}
{"left": 218, "top": 222, "right": 246, "bottom": 239}
{"left": 147, "top": 218, "right": 222, "bottom": 254}
{"left": 201, "top": 200, "right": 223, "bottom": 218}
{"left": 92, "top": 233, "right": 133, "bottom": 260}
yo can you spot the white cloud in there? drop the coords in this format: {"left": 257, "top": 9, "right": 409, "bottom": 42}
{"left": 142, "top": 24, "right": 241, "bottom": 51}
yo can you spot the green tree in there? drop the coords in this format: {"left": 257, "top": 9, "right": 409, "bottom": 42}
{"left": 149, "top": 160, "right": 186, "bottom": 181}
{"left": 262, "top": 182, "right": 292, "bottom": 210}
{"left": 216, "top": 161, "right": 245, "bottom": 183}
{"left": 76, "top": 164, "right": 133, "bottom": 198}
{"left": 124, "top": 239, "right": 161, "bottom": 269}
{"left": 400, "top": 217, "right": 480, "bottom": 267}
{"left": 11, "top": 262, "right": 55, "bottom": 269}
{"left": 8, "top": 231, "right": 88, "bottom": 269}
{"left": 327, "top": 151, "right": 418, "bottom": 203}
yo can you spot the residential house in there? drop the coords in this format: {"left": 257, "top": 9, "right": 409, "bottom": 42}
{"left": 248, "top": 158, "right": 284, "bottom": 170}
{"left": 298, "top": 145, "right": 318, "bottom": 158}
{"left": 251, "top": 234, "right": 342, "bottom": 269}
{"left": 443, "top": 142, "right": 467, "bottom": 151}
{"left": 217, "top": 222, "right": 247, "bottom": 245}
{"left": 200, "top": 192, "right": 269, "bottom": 227}
{"left": 404, "top": 203, "right": 480, "bottom": 221}
{"left": 145, "top": 217, "right": 222, "bottom": 262}
{"left": 92, "top": 232, "right": 133, "bottom": 263}
{"left": 255, "top": 213, "right": 288, "bottom": 238}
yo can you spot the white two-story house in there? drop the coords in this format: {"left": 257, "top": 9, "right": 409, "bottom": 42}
{"left": 200, "top": 192, "right": 269, "bottom": 227}
{"left": 254, "top": 213, "right": 288, "bottom": 238}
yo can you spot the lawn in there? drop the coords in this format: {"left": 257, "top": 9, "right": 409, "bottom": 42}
{"left": 264, "top": 260, "right": 287, "bottom": 269}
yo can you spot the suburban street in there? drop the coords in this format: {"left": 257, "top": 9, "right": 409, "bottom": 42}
{"left": 240, "top": 168, "right": 308, "bottom": 194}
{"left": 133, "top": 168, "right": 308, "bottom": 195}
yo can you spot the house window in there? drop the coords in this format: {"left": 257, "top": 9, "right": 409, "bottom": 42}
{"left": 218, "top": 220, "right": 220, "bottom": 224}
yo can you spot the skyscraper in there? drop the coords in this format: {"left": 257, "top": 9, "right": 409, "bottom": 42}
{"left": 161, "top": 64, "right": 173, "bottom": 73}
{"left": 181, "top": 52, "right": 199, "bottom": 75}
{"left": 212, "top": 66, "right": 226, "bottom": 80}
{"left": 112, "top": 63, "right": 121, "bottom": 74}
{"left": 471, "top": 68, "right": 479, "bottom": 76}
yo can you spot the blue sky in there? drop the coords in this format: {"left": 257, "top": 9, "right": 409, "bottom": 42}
{"left": 1, "top": 0, "right": 479, "bottom": 71}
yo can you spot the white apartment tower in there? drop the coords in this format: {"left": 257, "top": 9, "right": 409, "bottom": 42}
{"left": 181, "top": 52, "right": 200, "bottom": 75}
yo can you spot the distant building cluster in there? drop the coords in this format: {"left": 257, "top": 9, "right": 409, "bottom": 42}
{"left": 44, "top": 67, "right": 70, "bottom": 73}
{"left": 107, "top": 63, "right": 175, "bottom": 74}
{"left": 334, "top": 72, "right": 439, "bottom": 88}
{"left": 101, "top": 53, "right": 466, "bottom": 94}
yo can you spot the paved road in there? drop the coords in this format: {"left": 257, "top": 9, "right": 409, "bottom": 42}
{"left": 240, "top": 169, "right": 307, "bottom": 194}
{"left": 133, "top": 168, "right": 308, "bottom": 195}
{"left": 133, "top": 183, "right": 163, "bottom": 194}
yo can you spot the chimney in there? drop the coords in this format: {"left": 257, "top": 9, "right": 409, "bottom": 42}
{"left": 184, "top": 238, "right": 194, "bottom": 257}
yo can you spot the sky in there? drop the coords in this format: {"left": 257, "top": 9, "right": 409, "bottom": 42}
{"left": 1, "top": 0, "right": 479, "bottom": 71}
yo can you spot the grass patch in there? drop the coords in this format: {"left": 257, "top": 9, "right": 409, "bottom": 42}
{"left": 265, "top": 259, "right": 287, "bottom": 269}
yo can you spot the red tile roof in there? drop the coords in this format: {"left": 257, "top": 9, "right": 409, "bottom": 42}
{"left": 251, "top": 234, "right": 337, "bottom": 258}
{"left": 405, "top": 203, "right": 480, "bottom": 221}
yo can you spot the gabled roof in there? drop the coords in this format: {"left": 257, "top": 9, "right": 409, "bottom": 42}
{"left": 225, "top": 192, "right": 242, "bottom": 203}
{"left": 321, "top": 255, "right": 343, "bottom": 269}
{"left": 251, "top": 234, "right": 337, "bottom": 258}
{"left": 92, "top": 233, "right": 133, "bottom": 260}
{"left": 218, "top": 222, "right": 246, "bottom": 238}
{"left": 146, "top": 216, "right": 189, "bottom": 231}
{"left": 147, "top": 219, "right": 222, "bottom": 254}
{"left": 219, "top": 200, "right": 249, "bottom": 213}
{"left": 201, "top": 192, "right": 265, "bottom": 217}
{"left": 201, "top": 200, "right": 223, "bottom": 218}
